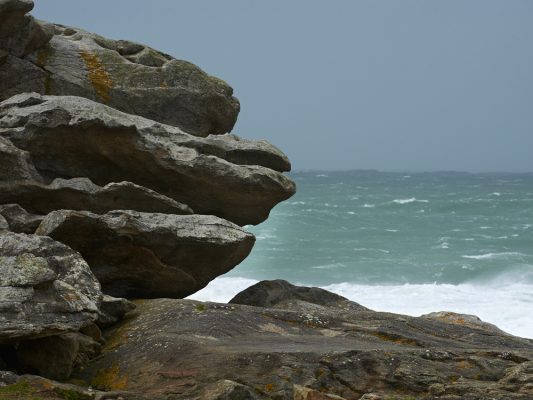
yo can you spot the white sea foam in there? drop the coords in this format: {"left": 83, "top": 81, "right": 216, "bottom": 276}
{"left": 462, "top": 252, "right": 526, "bottom": 260}
{"left": 188, "top": 276, "right": 533, "bottom": 338}
{"left": 256, "top": 233, "right": 277, "bottom": 240}
{"left": 385, "top": 229, "right": 399, "bottom": 232}
{"left": 188, "top": 277, "right": 259, "bottom": 303}
{"left": 323, "top": 280, "right": 533, "bottom": 339}
{"left": 393, "top": 197, "right": 417, "bottom": 204}
{"left": 362, "top": 203, "right": 375, "bottom": 208}
{"left": 392, "top": 198, "right": 430, "bottom": 205}
{"left": 311, "top": 263, "right": 344, "bottom": 270}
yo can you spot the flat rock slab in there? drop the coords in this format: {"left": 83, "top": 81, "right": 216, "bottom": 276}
{"left": 0, "top": 0, "right": 238, "bottom": 136}
{"left": 0, "top": 232, "right": 101, "bottom": 342}
{"left": 36, "top": 210, "right": 255, "bottom": 299}
{"left": 76, "top": 283, "right": 533, "bottom": 399}
{"left": 0, "top": 178, "right": 192, "bottom": 216}
{"left": 0, "top": 93, "right": 295, "bottom": 225}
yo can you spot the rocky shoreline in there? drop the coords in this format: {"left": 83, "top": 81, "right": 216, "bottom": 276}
{"left": 1, "top": 1, "right": 532, "bottom": 399}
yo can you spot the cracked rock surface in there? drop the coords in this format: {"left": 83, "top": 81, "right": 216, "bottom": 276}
{"left": 76, "top": 281, "right": 533, "bottom": 400}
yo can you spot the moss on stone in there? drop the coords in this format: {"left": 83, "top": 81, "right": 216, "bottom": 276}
{"left": 0, "top": 381, "right": 45, "bottom": 400}
{"left": 53, "top": 387, "right": 93, "bottom": 400}
{"left": 90, "top": 363, "right": 128, "bottom": 391}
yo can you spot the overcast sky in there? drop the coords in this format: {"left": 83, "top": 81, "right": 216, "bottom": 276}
{"left": 33, "top": 1, "right": 533, "bottom": 172}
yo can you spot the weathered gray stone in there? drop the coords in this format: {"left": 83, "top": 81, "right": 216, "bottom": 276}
{"left": 0, "top": 0, "right": 54, "bottom": 57}
{"left": 36, "top": 210, "right": 255, "bottom": 298}
{"left": 74, "top": 282, "right": 533, "bottom": 399}
{"left": 0, "top": 232, "right": 101, "bottom": 342}
{"left": 0, "top": 178, "right": 193, "bottom": 216}
{"left": 0, "top": 203, "right": 42, "bottom": 233}
{"left": 293, "top": 385, "right": 346, "bottom": 400}
{"left": 422, "top": 311, "right": 510, "bottom": 336}
{"left": 0, "top": 215, "right": 7, "bottom": 231}
{"left": 0, "top": 1, "right": 239, "bottom": 136}
{"left": 0, "top": 93, "right": 295, "bottom": 225}
{"left": 97, "top": 295, "right": 136, "bottom": 327}
{"left": 202, "top": 380, "right": 260, "bottom": 400}
{"left": 230, "top": 279, "right": 368, "bottom": 312}
{"left": 0, "top": 136, "right": 41, "bottom": 182}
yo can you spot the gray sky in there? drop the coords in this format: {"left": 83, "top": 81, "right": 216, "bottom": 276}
{"left": 33, "top": 1, "right": 533, "bottom": 172}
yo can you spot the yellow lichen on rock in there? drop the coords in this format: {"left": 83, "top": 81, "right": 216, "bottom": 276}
{"left": 79, "top": 51, "right": 112, "bottom": 103}
{"left": 90, "top": 363, "right": 128, "bottom": 391}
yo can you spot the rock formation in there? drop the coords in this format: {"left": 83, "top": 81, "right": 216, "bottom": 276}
{"left": 0, "top": 0, "right": 239, "bottom": 136}
{"left": 71, "top": 281, "right": 533, "bottom": 399}
{"left": 37, "top": 210, "right": 255, "bottom": 298}
{"left": 0, "top": 0, "right": 294, "bottom": 386}
{"left": 0, "top": 93, "right": 294, "bottom": 225}
{"left": 1, "top": 2, "right": 531, "bottom": 400}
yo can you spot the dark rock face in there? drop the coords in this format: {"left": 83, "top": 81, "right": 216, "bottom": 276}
{"left": 0, "top": 1, "right": 238, "bottom": 136}
{"left": 97, "top": 295, "right": 136, "bottom": 328}
{"left": 230, "top": 279, "right": 368, "bottom": 311}
{"left": 0, "top": 93, "right": 295, "bottom": 225}
{"left": 75, "top": 282, "right": 533, "bottom": 400}
{"left": 0, "top": 136, "right": 40, "bottom": 182}
{"left": 0, "top": 204, "right": 42, "bottom": 233}
{"left": 36, "top": 210, "right": 255, "bottom": 298}
{"left": 15, "top": 332, "right": 100, "bottom": 381}
{"left": 0, "top": 232, "right": 101, "bottom": 342}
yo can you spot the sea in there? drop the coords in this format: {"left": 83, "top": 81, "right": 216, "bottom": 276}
{"left": 189, "top": 171, "right": 533, "bottom": 339}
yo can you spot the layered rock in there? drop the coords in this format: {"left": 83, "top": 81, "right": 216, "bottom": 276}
{"left": 36, "top": 210, "right": 255, "bottom": 298}
{"left": 0, "top": 93, "right": 294, "bottom": 225}
{"left": 73, "top": 281, "right": 533, "bottom": 400}
{"left": 0, "top": 0, "right": 239, "bottom": 136}
{"left": 0, "top": 232, "right": 101, "bottom": 341}
{"left": 0, "top": 178, "right": 193, "bottom": 217}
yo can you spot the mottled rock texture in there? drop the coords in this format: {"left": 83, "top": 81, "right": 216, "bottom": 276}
{"left": 0, "top": 0, "right": 239, "bottom": 136}
{"left": 0, "top": 0, "right": 299, "bottom": 391}
{"left": 74, "top": 281, "right": 533, "bottom": 400}
{"left": 0, "top": 232, "right": 101, "bottom": 341}
{"left": 36, "top": 210, "right": 255, "bottom": 298}
{"left": 0, "top": 93, "right": 294, "bottom": 225}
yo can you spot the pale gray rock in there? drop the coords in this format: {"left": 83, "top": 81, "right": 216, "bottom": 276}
{"left": 0, "top": 178, "right": 193, "bottom": 216}
{"left": 0, "top": 232, "right": 101, "bottom": 342}
{"left": 0, "top": 0, "right": 239, "bottom": 136}
{"left": 0, "top": 93, "right": 295, "bottom": 225}
{"left": 36, "top": 210, "right": 255, "bottom": 298}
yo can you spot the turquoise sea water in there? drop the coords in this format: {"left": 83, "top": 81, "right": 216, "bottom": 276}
{"left": 191, "top": 171, "right": 533, "bottom": 338}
